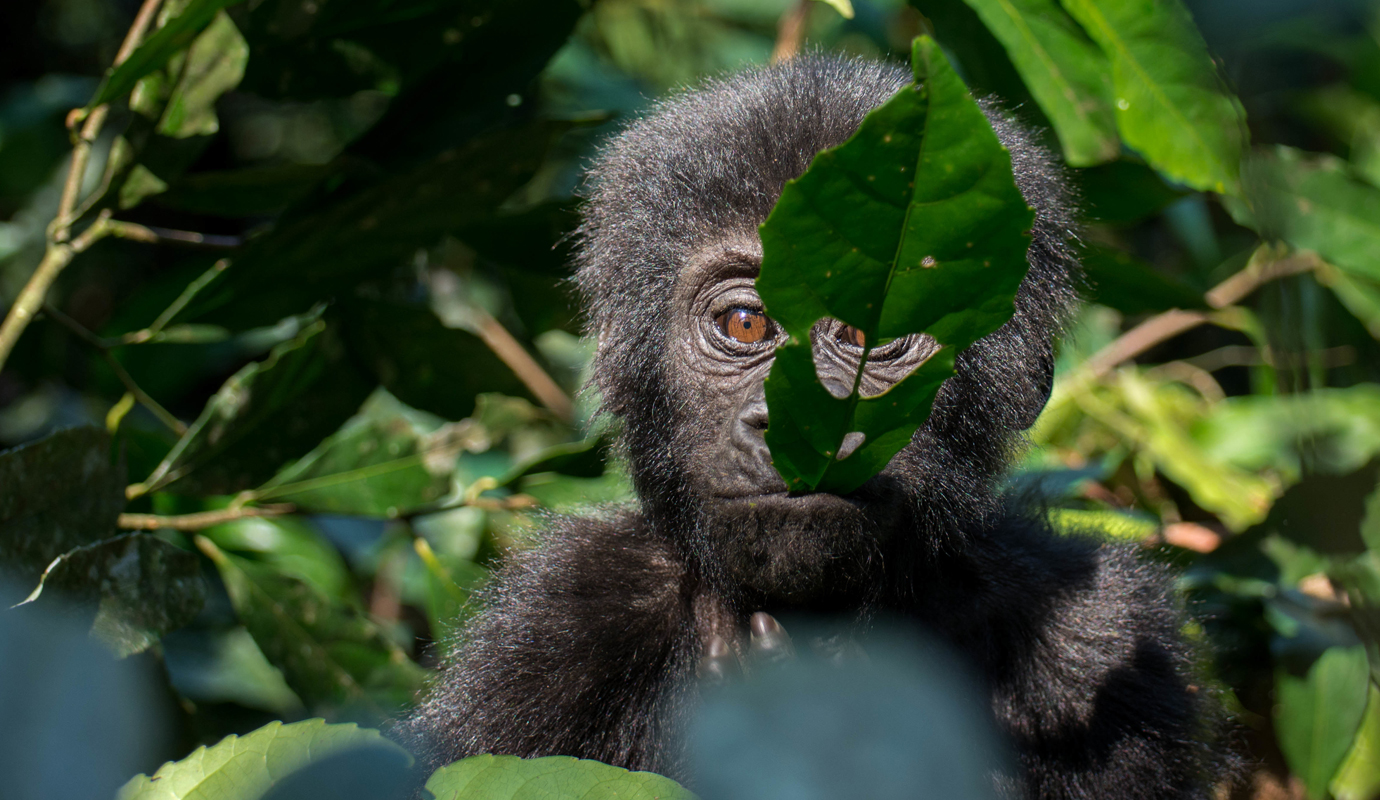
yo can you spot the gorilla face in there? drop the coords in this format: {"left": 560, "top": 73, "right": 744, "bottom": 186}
{"left": 660, "top": 231, "right": 942, "bottom": 606}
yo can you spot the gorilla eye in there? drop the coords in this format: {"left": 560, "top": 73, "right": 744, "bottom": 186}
{"left": 716, "top": 308, "right": 771, "bottom": 344}
{"left": 837, "top": 325, "right": 866, "bottom": 348}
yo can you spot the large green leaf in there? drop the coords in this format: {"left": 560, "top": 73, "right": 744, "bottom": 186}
{"left": 197, "top": 537, "right": 427, "bottom": 713}
{"left": 961, "top": 0, "right": 1118, "bottom": 166}
{"left": 1332, "top": 685, "right": 1380, "bottom": 800}
{"left": 255, "top": 390, "right": 472, "bottom": 516}
{"left": 0, "top": 427, "right": 126, "bottom": 602}
{"left": 425, "top": 755, "right": 696, "bottom": 800}
{"left": 1059, "top": 0, "right": 1246, "bottom": 195}
{"left": 756, "top": 36, "right": 1034, "bottom": 493}
{"left": 1275, "top": 644, "right": 1371, "bottom": 800}
{"left": 118, "top": 719, "right": 408, "bottom": 800}
{"left": 140, "top": 320, "right": 374, "bottom": 495}
{"left": 1245, "top": 147, "right": 1380, "bottom": 283}
{"left": 18, "top": 534, "right": 205, "bottom": 657}
{"left": 86, "top": 0, "right": 246, "bottom": 110}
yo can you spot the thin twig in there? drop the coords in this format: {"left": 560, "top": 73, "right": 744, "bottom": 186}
{"left": 471, "top": 307, "right": 575, "bottom": 422}
{"left": 108, "top": 221, "right": 242, "bottom": 248}
{"left": 43, "top": 301, "right": 187, "bottom": 435}
{"left": 0, "top": 0, "right": 163, "bottom": 370}
{"left": 119, "top": 503, "right": 295, "bottom": 531}
{"left": 771, "top": 0, "right": 812, "bottom": 63}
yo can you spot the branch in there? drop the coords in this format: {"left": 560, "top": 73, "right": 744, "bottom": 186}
{"left": 0, "top": 0, "right": 163, "bottom": 371}
{"left": 471, "top": 308, "right": 575, "bottom": 423}
{"left": 119, "top": 503, "right": 295, "bottom": 531}
{"left": 108, "top": 221, "right": 242, "bottom": 248}
{"left": 43, "top": 301, "right": 187, "bottom": 435}
{"left": 771, "top": 1, "right": 812, "bottom": 63}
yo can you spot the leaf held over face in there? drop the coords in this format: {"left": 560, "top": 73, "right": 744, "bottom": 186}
{"left": 756, "top": 36, "right": 1035, "bottom": 494}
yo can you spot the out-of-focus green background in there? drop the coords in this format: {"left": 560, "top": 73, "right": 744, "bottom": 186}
{"left": 1, "top": 1, "right": 1379, "bottom": 798}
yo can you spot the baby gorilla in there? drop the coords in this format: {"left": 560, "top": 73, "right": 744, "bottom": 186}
{"left": 399, "top": 54, "right": 1226, "bottom": 798}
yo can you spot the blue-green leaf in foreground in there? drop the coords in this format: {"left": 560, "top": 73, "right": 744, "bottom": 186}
{"left": 117, "top": 719, "right": 409, "bottom": 800}
{"left": 1059, "top": 0, "right": 1246, "bottom": 196}
{"left": 425, "top": 754, "right": 696, "bottom": 800}
{"left": 756, "top": 36, "right": 1034, "bottom": 494}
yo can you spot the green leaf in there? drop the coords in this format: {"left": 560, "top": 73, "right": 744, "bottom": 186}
{"left": 155, "top": 11, "right": 248, "bottom": 138}
{"left": 1332, "top": 685, "right": 1380, "bottom": 800}
{"left": 255, "top": 390, "right": 473, "bottom": 516}
{"left": 19, "top": 534, "right": 205, "bottom": 657}
{"left": 501, "top": 433, "right": 610, "bottom": 485}
{"left": 157, "top": 164, "right": 338, "bottom": 217}
{"left": 1276, "top": 644, "right": 1371, "bottom": 800}
{"left": 1059, "top": 0, "right": 1246, "bottom": 195}
{"left": 341, "top": 300, "right": 537, "bottom": 421}
{"left": 1073, "top": 159, "right": 1187, "bottom": 224}
{"left": 1046, "top": 507, "right": 1158, "bottom": 542}
{"left": 201, "top": 514, "right": 351, "bottom": 599}
{"left": 0, "top": 427, "right": 125, "bottom": 602}
{"left": 117, "top": 719, "right": 409, "bottom": 800}
{"left": 87, "top": 0, "right": 246, "bottom": 110}
{"left": 197, "top": 537, "right": 427, "bottom": 713}
{"left": 141, "top": 320, "right": 374, "bottom": 495}
{"left": 1245, "top": 147, "right": 1380, "bottom": 283}
{"left": 1080, "top": 243, "right": 1206, "bottom": 315}
{"left": 424, "top": 755, "right": 696, "bottom": 800}
{"left": 756, "top": 36, "right": 1034, "bottom": 494}
{"left": 961, "top": 0, "right": 1118, "bottom": 166}
{"left": 1315, "top": 262, "right": 1380, "bottom": 340}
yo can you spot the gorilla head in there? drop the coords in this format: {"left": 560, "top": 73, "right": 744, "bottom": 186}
{"left": 574, "top": 55, "right": 1077, "bottom": 610}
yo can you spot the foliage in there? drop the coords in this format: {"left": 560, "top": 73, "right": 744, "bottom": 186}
{"left": 0, "top": 0, "right": 1378, "bottom": 798}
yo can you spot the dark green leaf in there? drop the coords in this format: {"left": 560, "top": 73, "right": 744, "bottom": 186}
{"left": 1275, "top": 644, "right": 1370, "bottom": 799}
{"left": 255, "top": 390, "right": 474, "bottom": 516}
{"left": 1081, "top": 243, "right": 1207, "bottom": 315}
{"left": 756, "top": 37, "right": 1034, "bottom": 493}
{"left": 1315, "top": 263, "right": 1380, "bottom": 340}
{"left": 19, "top": 534, "right": 205, "bottom": 657}
{"left": 197, "top": 537, "right": 427, "bottom": 713}
{"left": 117, "top": 719, "right": 410, "bottom": 800}
{"left": 141, "top": 320, "right": 373, "bottom": 495}
{"left": 341, "top": 299, "right": 536, "bottom": 421}
{"left": 961, "top": 0, "right": 1118, "bottom": 166}
{"left": 501, "top": 434, "right": 609, "bottom": 485}
{"left": 87, "top": 0, "right": 246, "bottom": 110}
{"left": 156, "top": 164, "right": 338, "bottom": 217}
{"left": 1073, "top": 159, "right": 1187, "bottom": 224}
{"left": 1059, "top": 0, "right": 1246, "bottom": 195}
{"left": 424, "top": 755, "right": 696, "bottom": 800}
{"left": 0, "top": 427, "right": 125, "bottom": 602}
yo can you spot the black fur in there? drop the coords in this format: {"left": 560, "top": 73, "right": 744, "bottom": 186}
{"left": 398, "top": 55, "right": 1226, "bottom": 798}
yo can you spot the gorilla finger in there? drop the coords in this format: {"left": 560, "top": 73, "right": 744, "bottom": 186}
{"left": 748, "top": 612, "right": 794, "bottom": 664}
{"left": 697, "top": 634, "right": 740, "bottom": 687}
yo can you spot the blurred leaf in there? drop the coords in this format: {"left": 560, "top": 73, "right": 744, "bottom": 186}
{"left": 162, "top": 626, "right": 303, "bottom": 714}
{"left": 1244, "top": 147, "right": 1380, "bottom": 283}
{"left": 142, "top": 320, "right": 374, "bottom": 495}
{"left": 1262, "top": 461, "right": 1379, "bottom": 557}
{"left": 1194, "top": 385, "right": 1380, "bottom": 479}
{"left": 1332, "top": 685, "right": 1380, "bottom": 800}
{"left": 156, "top": 163, "right": 338, "bottom": 217}
{"left": 201, "top": 515, "right": 351, "bottom": 599}
{"left": 1275, "top": 644, "right": 1370, "bottom": 800}
{"left": 117, "top": 719, "right": 408, "bottom": 800}
{"left": 1080, "top": 243, "right": 1206, "bottom": 315}
{"left": 256, "top": 390, "right": 476, "bottom": 516}
{"left": 757, "top": 37, "right": 1032, "bottom": 493}
{"left": 118, "top": 164, "right": 169, "bottom": 209}
{"left": 259, "top": 744, "right": 414, "bottom": 800}
{"left": 962, "top": 0, "right": 1117, "bottom": 166}
{"left": 87, "top": 0, "right": 245, "bottom": 110}
{"left": 1315, "top": 262, "right": 1380, "bottom": 340}
{"left": 1059, "top": 0, "right": 1246, "bottom": 195}
{"left": 197, "top": 537, "right": 426, "bottom": 713}
{"left": 501, "top": 433, "right": 609, "bottom": 485}
{"left": 155, "top": 12, "right": 248, "bottom": 139}
{"left": 19, "top": 534, "right": 205, "bottom": 657}
{"left": 0, "top": 427, "right": 125, "bottom": 600}
{"left": 186, "top": 123, "right": 567, "bottom": 328}
{"left": 1046, "top": 507, "right": 1158, "bottom": 541}
{"left": 341, "top": 300, "right": 536, "bottom": 421}
{"left": 1073, "top": 159, "right": 1187, "bottom": 223}
{"left": 424, "top": 755, "right": 695, "bottom": 800}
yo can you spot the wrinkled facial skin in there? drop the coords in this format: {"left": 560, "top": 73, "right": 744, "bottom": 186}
{"left": 662, "top": 233, "right": 941, "bottom": 608}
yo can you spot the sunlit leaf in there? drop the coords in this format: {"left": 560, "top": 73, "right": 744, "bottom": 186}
{"left": 1059, "top": 0, "right": 1246, "bottom": 195}
{"left": 757, "top": 36, "right": 1033, "bottom": 493}
{"left": 1275, "top": 644, "right": 1371, "bottom": 800}
{"left": 962, "top": 0, "right": 1117, "bottom": 166}
{"left": 1332, "top": 685, "right": 1380, "bottom": 800}
{"left": 117, "top": 719, "right": 409, "bottom": 800}
{"left": 87, "top": 0, "right": 246, "bottom": 110}
{"left": 425, "top": 755, "right": 696, "bottom": 800}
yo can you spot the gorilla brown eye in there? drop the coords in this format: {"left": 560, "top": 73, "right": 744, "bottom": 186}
{"left": 837, "top": 325, "right": 866, "bottom": 348}
{"left": 716, "top": 308, "right": 770, "bottom": 344}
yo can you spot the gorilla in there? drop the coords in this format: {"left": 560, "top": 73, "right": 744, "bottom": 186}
{"left": 399, "top": 54, "right": 1226, "bottom": 798}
